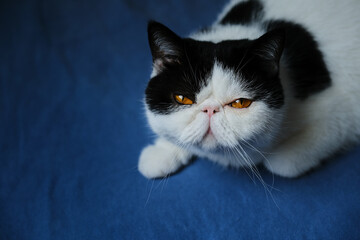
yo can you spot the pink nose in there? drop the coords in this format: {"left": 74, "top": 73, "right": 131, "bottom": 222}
{"left": 202, "top": 106, "right": 220, "bottom": 118}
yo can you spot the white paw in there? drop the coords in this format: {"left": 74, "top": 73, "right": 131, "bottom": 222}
{"left": 263, "top": 153, "right": 320, "bottom": 178}
{"left": 138, "top": 139, "right": 190, "bottom": 179}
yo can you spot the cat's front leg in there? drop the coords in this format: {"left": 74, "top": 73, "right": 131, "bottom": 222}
{"left": 138, "top": 138, "right": 192, "bottom": 179}
{"left": 263, "top": 125, "right": 339, "bottom": 178}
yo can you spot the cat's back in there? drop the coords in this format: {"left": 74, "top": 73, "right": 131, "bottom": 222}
{"left": 264, "top": 0, "right": 360, "bottom": 83}
{"left": 218, "top": 0, "right": 359, "bottom": 35}
{"left": 214, "top": 0, "right": 360, "bottom": 84}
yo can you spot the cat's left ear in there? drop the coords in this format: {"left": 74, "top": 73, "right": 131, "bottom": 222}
{"left": 252, "top": 29, "right": 285, "bottom": 76}
{"left": 147, "top": 21, "right": 183, "bottom": 72}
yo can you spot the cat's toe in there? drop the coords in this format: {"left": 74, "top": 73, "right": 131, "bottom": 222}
{"left": 138, "top": 144, "right": 180, "bottom": 179}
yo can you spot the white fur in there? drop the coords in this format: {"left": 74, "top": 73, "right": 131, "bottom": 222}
{"left": 139, "top": 0, "right": 360, "bottom": 178}
{"left": 191, "top": 25, "right": 264, "bottom": 42}
{"left": 139, "top": 138, "right": 191, "bottom": 178}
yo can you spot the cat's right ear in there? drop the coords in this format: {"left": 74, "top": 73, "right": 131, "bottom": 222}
{"left": 251, "top": 29, "right": 285, "bottom": 76}
{"left": 147, "top": 21, "right": 183, "bottom": 72}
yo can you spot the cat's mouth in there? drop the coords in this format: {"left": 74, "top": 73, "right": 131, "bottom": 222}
{"left": 206, "top": 127, "right": 213, "bottom": 137}
{"left": 202, "top": 124, "right": 216, "bottom": 140}
{"left": 200, "top": 126, "right": 218, "bottom": 149}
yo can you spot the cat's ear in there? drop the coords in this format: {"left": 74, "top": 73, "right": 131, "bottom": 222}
{"left": 147, "top": 21, "right": 183, "bottom": 72}
{"left": 252, "top": 29, "right": 285, "bottom": 76}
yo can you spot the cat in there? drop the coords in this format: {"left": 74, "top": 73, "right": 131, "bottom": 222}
{"left": 139, "top": 0, "right": 360, "bottom": 179}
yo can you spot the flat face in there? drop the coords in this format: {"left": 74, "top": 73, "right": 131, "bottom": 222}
{"left": 146, "top": 38, "right": 284, "bottom": 115}
{"left": 145, "top": 24, "right": 286, "bottom": 152}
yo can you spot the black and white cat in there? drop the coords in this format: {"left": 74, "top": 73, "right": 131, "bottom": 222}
{"left": 139, "top": 0, "right": 360, "bottom": 178}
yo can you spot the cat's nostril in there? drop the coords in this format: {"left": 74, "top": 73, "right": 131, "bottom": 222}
{"left": 202, "top": 107, "right": 219, "bottom": 115}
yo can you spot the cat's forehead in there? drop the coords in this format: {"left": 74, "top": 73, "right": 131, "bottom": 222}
{"left": 196, "top": 62, "right": 252, "bottom": 104}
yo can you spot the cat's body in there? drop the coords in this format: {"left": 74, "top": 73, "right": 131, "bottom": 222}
{"left": 139, "top": 0, "right": 360, "bottom": 178}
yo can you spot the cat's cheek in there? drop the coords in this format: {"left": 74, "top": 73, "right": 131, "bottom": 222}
{"left": 145, "top": 106, "right": 201, "bottom": 141}
{"left": 145, "top": 108, "right": 167, "bottom": 136}
{"left": 223, "top": 105, "right": 268, "bottom": 142}
{"left": 179, "top": 113, "right": 209, "bottom": 144}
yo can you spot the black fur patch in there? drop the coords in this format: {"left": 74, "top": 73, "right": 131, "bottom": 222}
{"left": 266, "top": 20, "right": 332, "bottom": 99}
{"left": 145, "top": 38, "right": 214, "bottom": 114}
{"left": 215, "top": 40, "right": 285, "bottom": 109}
{"left": 220, "top": 0, "right": 264, "bottom": 25}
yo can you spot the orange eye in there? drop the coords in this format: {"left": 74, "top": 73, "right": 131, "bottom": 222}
{"left": 230, "top": 98, "right": 252, "bottom": 109}
{"left": 174, "top": 94, "right": 194, "bottom": 105}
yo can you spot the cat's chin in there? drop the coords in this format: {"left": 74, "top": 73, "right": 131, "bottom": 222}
{"left": 200, "top": 133, "right": 218, "bottom": 150}
{"left": 197, "top": 132, "right": 232, "bottom": 152}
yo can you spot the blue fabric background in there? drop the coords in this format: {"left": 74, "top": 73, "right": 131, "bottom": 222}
{"left": 1, "top": 0, "right": 360, "bottom": 239}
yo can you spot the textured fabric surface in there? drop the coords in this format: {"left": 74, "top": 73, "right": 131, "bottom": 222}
{"left": 1, "top": 1, "right": 360, "bottom": 239}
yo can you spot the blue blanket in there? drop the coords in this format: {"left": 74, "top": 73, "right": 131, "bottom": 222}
{"left": 1, "top": 0, "right": 360, "bottom": 239}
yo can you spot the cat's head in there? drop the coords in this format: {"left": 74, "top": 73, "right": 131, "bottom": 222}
{"left": 145, "top": 21, "right": 285, "bottom": 153}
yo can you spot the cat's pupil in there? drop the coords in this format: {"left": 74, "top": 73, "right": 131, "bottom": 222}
{"left": 236, "top": 99, "right": 244, "bottom": 105}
